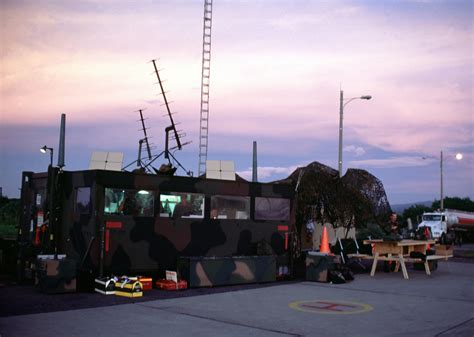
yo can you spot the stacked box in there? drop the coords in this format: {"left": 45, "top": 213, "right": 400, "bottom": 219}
{"left": 137, "top": 276, "right": 153, "bottom": 290}
{"left": 114, "top": 278, "right": 143, "bottom": 298}
{"left": 155, "top": 279, "right": 187, "bottom": 290}
{"left": 94, "top": 276, "right": 118, "bottom": 295}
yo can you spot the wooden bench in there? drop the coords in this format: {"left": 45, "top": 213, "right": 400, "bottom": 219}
{"left": 347, "top": 253, "right": 453, "bottom": 261}
{"left": 426, "top": 254, "right": 453, "bottom": 261}
{"left": 347, "top": 253, "right": 373, "bottom": 260}
{"left": 374, "top": 253, "right": 453, "bottom": 276}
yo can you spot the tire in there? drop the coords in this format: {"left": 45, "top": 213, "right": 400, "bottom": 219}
{"left": 440, "top": 233, "right": 447, "bottom": 245}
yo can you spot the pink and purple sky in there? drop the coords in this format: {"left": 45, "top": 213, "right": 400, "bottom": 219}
{"left": 1, "top": 0, "right": 473, "bottom": 205}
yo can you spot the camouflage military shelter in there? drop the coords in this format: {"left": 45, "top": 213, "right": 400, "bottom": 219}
{"left": 18, "top": 168, "right": 295, "bottom": 287}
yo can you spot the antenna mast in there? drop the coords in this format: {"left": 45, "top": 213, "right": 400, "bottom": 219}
{"left": 198, "top": 0, "right": 213, "bottom": 176}
{"left": 122, "top": 109, "right": 154, "bottom": 171}
{"left": 151, "top": 59, "right": 182, "bottom": 150}
{"left": 139, "top": 109, "right": 153, "bottom": 161}
{"left": 141, "top": 59, "right": 192, "bottom": 176}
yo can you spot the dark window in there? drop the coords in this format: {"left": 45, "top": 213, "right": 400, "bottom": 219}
{"left": 210, "top": 195, "right": 250, "bottom": 219}
{"left": 76, "top": 187, "right": 91, "bottom": 214}
{"left": 255, "top": 197, "right": 290, "bottom": 221}
{"left": 160, "top": 193, "right": 205, "bottom": 218}
{"left": 104, "top": 188, "right": 154, "bottom": 217}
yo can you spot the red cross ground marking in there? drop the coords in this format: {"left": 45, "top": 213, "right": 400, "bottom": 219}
{"left": 301, "top": 301, "right": 358, "bottom": 312}
{"left": 289, "top": 299, "right": 373, "bottom": 315}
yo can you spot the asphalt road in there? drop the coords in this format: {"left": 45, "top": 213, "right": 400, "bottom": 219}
{"left": 1, "top": 260, "right": 473, "bottom": 337}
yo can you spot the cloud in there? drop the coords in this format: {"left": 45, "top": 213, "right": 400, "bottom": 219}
{"left": 343, "top": 145, "right": 366, "bottom": 156}
{"left": 237, "top": 164, "right": 303, "bottom": 181}
{"left": 349, "top": 156, "right": 437, "bottom": 169}
{"left": 1, "top": 1, "right": 472, "bottom": 202}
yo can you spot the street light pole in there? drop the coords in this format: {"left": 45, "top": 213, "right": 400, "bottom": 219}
{"left": 440, "top": 150, "right": 444, "bottom": 211}
{"left": 438, "top": 151, "right": 463, "bottom": 211}
{"left": 338, "top": 91, "right": 344, "bottom": 178}
{"left": 338, "top": 90, "right": 372, "bottom": 178}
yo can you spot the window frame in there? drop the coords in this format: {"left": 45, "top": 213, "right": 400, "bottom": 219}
{"left": 210, "top": 195, "right": 250, "bottom": 220}
{"left": 75, "top": 187, "right": 91, "bottom": 215}
{"left": 159, "top": 192, "right": 205, "bottom": 219}
{"left": 104, "top": 188, "right": 155, "bottom": 217}
{"left": 254, "top": 197, "right": 291, "bottom": 221}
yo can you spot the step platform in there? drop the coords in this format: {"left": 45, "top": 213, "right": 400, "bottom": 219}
{"left": 177, "top": 255, "right": 276, "bottom": 287}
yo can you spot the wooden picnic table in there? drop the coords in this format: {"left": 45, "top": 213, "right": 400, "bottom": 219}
{"left": 362, "top": 239, "right": 445, "bottom": 279}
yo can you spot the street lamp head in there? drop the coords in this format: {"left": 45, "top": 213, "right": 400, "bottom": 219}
{"left": 40, "top": 145, "right": 53, "bottom": 167}
{"left": 360, "top": 95, "right": 372, "bottom": 100}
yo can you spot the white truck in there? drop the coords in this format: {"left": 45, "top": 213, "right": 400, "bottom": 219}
{"left": 419, "top": 209, "right": 474, "bottom": 244}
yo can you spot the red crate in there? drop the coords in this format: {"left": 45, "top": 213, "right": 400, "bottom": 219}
{"left": 155, "top": 279, "right": 187, "bottom": 290}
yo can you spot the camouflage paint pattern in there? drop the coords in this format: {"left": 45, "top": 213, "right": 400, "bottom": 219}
{"left": 178, "top": 255, "right": 276, "bottom": 287}
{"left": 18, "top": 169, "right": 294, "bottom": 286}
{"left": 35, "top": 258, "right": 76, "bottom": 293}
{"left": 305, "top": 253, "right": 339, "bottom": 283}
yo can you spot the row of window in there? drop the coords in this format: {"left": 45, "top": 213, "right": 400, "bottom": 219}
{"left": 102, "top": 188, "right": 290, "bottom": 221}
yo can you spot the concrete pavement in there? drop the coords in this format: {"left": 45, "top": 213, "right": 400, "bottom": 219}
{"left": 1, "top": 261, "right": 473, "bottom": 337}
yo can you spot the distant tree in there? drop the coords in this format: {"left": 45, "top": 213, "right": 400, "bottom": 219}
{"left": 0, "top": 196, "right": 9, "bottom": 209}
{"left": 431, "top": 197, "right": 474, "bottom": 212}
{"left": 0, "top": 198, "right": 20, "bottom": 238}
{"left": 401, "top": 204, "right": 433, "bottom": 226}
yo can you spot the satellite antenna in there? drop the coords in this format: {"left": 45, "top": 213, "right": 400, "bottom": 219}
{"left": 89, "top": 152, "right": 124, "bottom": 171}
{"left": 206, "top": 160, "right": 235, "bottom": 181}
{"left": 144, "top": 59, "right": 192, "bottom": 176}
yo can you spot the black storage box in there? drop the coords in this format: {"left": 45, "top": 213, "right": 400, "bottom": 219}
{"left": 305, "top": 252, "right": 339, "bottom": 283}
{"left": 35, "top": 258, "right": 77, "bottom": 294}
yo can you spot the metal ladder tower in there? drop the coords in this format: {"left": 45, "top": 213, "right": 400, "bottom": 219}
{"left": 198, "top": 0, "right": 213, "bottom": 176}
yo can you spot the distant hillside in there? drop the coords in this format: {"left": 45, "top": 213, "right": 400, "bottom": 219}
{"left": 391, "top": 200, "right": 433, "bottom": 214}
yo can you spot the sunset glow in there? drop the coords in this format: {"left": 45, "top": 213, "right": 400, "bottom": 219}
{"left": 1, "top": 0, "right": 472, "bottom": 204}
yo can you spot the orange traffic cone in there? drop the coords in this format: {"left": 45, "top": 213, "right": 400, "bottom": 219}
{"left": 319, "top": 226, "right": 331, "bottom": 254}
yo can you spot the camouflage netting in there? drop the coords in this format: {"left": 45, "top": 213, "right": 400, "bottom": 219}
{"left": 273, "top": 161, "right": 392, "bottom": 238}
{"left": 342, "top": 168, "right": 392, "bottom": 218}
